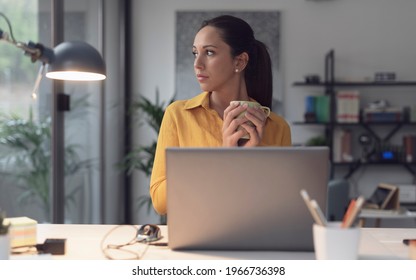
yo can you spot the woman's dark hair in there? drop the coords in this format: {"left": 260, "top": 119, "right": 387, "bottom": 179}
{"left": 200, "top": 15, "right": 273, "bottom": 108}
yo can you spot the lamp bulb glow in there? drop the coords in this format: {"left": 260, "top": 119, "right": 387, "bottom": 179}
{"left": 46, "top": 71, "right": 106, "bottom": 81}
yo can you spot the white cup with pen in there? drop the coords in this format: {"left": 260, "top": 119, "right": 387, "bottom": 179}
{"left": 301, "top": 189, "right": 364, "bottom": 260}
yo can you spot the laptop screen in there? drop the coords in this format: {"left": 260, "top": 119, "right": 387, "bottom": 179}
{"left": 166, "top": 147, "right": 329, "bottom": 251}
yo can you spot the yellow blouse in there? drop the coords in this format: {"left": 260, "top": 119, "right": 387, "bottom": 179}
{"left": 149, "top": 91, "right": 292, "bottom": 215}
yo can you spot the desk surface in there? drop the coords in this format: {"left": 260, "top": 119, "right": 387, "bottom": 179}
{"left": 13, "top": 224, "right": 416, "bottom": 260}
{"left": 360, "top": 209, "right": 416, "bottom": 219}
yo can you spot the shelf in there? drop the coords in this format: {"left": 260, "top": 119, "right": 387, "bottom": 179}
{"left": 333, "top": 161, "right": 416, "bottom": 179}
{"left": 293, "top": 81, "right": 416, "bottom": 87}
{"left": 401, "top": 203, "right": 416, "bottom": 212}
{"left": 293, "top": 121, "right": 416, "bottom": 126}
{"left": 333, "top": 161, "right": 416, "bottom": 166}
{"left": 293, "top": 49, "right": 416, "bottom": 181}
{"left": 293, "top": 121, "right": 329, "bottom": 125}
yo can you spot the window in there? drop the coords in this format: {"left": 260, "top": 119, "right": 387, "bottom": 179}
{"left": 0, "top": 0, "right": 106, "bottom": 223}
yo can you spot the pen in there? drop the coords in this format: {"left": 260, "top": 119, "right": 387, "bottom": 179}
{"left": 311, "top": 199, "right": 327, "bottom": 226}
{"left": 343, "top": 196, "right": 365, "bottom": 228}
{"left": 300, "top": 189, "right": 325, "bottom": 226}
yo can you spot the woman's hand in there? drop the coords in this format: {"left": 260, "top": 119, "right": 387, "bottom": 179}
{"left": 222, "top": 103, "right": 268, "bottom": 147}
{"left": 239, "top": 105, "right": 268, "bottom": 146}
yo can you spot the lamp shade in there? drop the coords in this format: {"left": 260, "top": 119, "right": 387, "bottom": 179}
{"left": 46, "top": 41, "right": 106, "bottom": 81}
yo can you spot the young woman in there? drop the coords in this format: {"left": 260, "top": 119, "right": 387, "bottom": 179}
{"left": 150, "top": 15, "right": 291, "bottom": 215}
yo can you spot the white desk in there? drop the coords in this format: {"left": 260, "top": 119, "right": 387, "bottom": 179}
{"left": 12, "top": 224, "right": 416, "bottom": 260}
{"left": 359, "top": 209, "right": 416, "bottom": 227}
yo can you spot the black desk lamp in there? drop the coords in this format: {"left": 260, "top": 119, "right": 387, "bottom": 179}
{"left": 0, "top": 27, "right": 106, "bottom": 81}
{"left": 1, "top": 12, "right": 106, "bottom": 223}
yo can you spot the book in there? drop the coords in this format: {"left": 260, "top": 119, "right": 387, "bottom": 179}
{"left": 333, "top": 129, "right": 342, "bottom": 162}
{"left": 363, "top": 107, "right": 403, "bottom": 122}
{"left": 305, "top": 95, "right": 315, "bottom": 113}
{"left": 333, "top": 129, "right": 353, "bottom": 162}
{"left": 341, "top": 129, "right": 353, "bottom": 162}
{"left": 403, "top": 135, "right": 414, "bottom": 163}
{"left": 411, "top": 105, "right": 416, "bottom": 122}
{"left": 304, "top": 96, "right": 317, "bottom": 122}
{"left": 315, "top": 95, "right": 330, "bottom": 123}
{"left": 302, "top": 95, "right": 330, "bottom": 123}
{"left": 336, "top": 90, "right": 360, "bottom": 123}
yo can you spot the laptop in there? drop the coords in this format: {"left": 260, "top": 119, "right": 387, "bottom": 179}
{"left": 166, "top": 146, "right": 329, "bottom": 251}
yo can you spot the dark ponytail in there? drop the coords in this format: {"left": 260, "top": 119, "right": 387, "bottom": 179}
{"left": 245, "top": 40, "right": 272, "bottom": 108}
{"left": 200, "top": 15, "right": 273, "bottom": 108}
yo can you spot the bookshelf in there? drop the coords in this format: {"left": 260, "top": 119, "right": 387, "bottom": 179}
{"left": 293, "top": 49, "right": 416, "bottom": 181}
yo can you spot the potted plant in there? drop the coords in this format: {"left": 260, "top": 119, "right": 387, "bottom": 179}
{"left": 305, "top": 135, "right": 327, "bottom": 146}
{"left": 119, "top": 89, "right": 174, "bottom": 224}
{"left": 0, "top": 211, "right": 10, "bottom": 259}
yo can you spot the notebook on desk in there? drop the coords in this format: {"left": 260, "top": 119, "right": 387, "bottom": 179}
{"left": 166, "top": 146, "right": 329, "bottom": 251}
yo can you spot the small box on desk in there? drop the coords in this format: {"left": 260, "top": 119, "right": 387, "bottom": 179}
{"left": 4, "top": 217, "right": 37, "bottom": 248}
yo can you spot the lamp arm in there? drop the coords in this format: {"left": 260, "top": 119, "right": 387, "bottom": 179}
{"left": 18, "top": 41, "right": 54, "bottom": 64}
{"left": 1, "top": 12, "right": 54, "bottom": 64}
{"left": 0, "top": 32, "right": 54, "bottom": 64}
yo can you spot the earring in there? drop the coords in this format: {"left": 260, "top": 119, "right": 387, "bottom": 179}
{"left": 235, "top": 69, "right": 239, "bottom": 73}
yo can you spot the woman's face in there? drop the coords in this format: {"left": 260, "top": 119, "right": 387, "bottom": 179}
{"left": 193, "top": 26, "right": 237, "bottom": 93}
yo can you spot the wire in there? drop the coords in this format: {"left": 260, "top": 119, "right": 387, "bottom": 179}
{"left": 0, "top": 12, "right": 17, "bottom": 43}
{"left": 100, "top": 225, "right": 151, "bottom": 260}
{"left": 31, "top": 63, "right": 46, "bottom": 100}
{"left": 11, "top": 245, "right": 38, "bottom": 255}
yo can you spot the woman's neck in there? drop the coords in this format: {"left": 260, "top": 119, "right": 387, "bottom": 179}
{"left": 209, "top": 80, "right": 248, "bottom": 119}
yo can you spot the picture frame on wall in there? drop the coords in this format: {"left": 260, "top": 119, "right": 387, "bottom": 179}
{"left": 175, "top": 11, "right": 283, "bottom": 114}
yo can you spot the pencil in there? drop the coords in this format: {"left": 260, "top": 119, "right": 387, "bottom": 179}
{"left": 342, "top": 199, "right": 356, "bottom": 228}
{"left": 300, "top": 189, "right": 325, "bottom": 226}
{"left": 311, "top": 199, "right": 327, "bottom": 226}
{"left": 343, "top": 196, "right": 365, "bottom": 228}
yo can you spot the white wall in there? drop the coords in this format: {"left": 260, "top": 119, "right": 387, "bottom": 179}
{"left": 131, "top": 0, "right": 416, "bottom": 223}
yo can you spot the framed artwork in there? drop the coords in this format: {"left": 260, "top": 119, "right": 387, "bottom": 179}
{"left": 175, "top": 11, "right": 282, "bottom": 112}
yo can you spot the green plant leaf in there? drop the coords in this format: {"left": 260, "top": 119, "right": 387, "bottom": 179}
{"left": 0, "top": 107, "right": 92, "bottom": 218}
